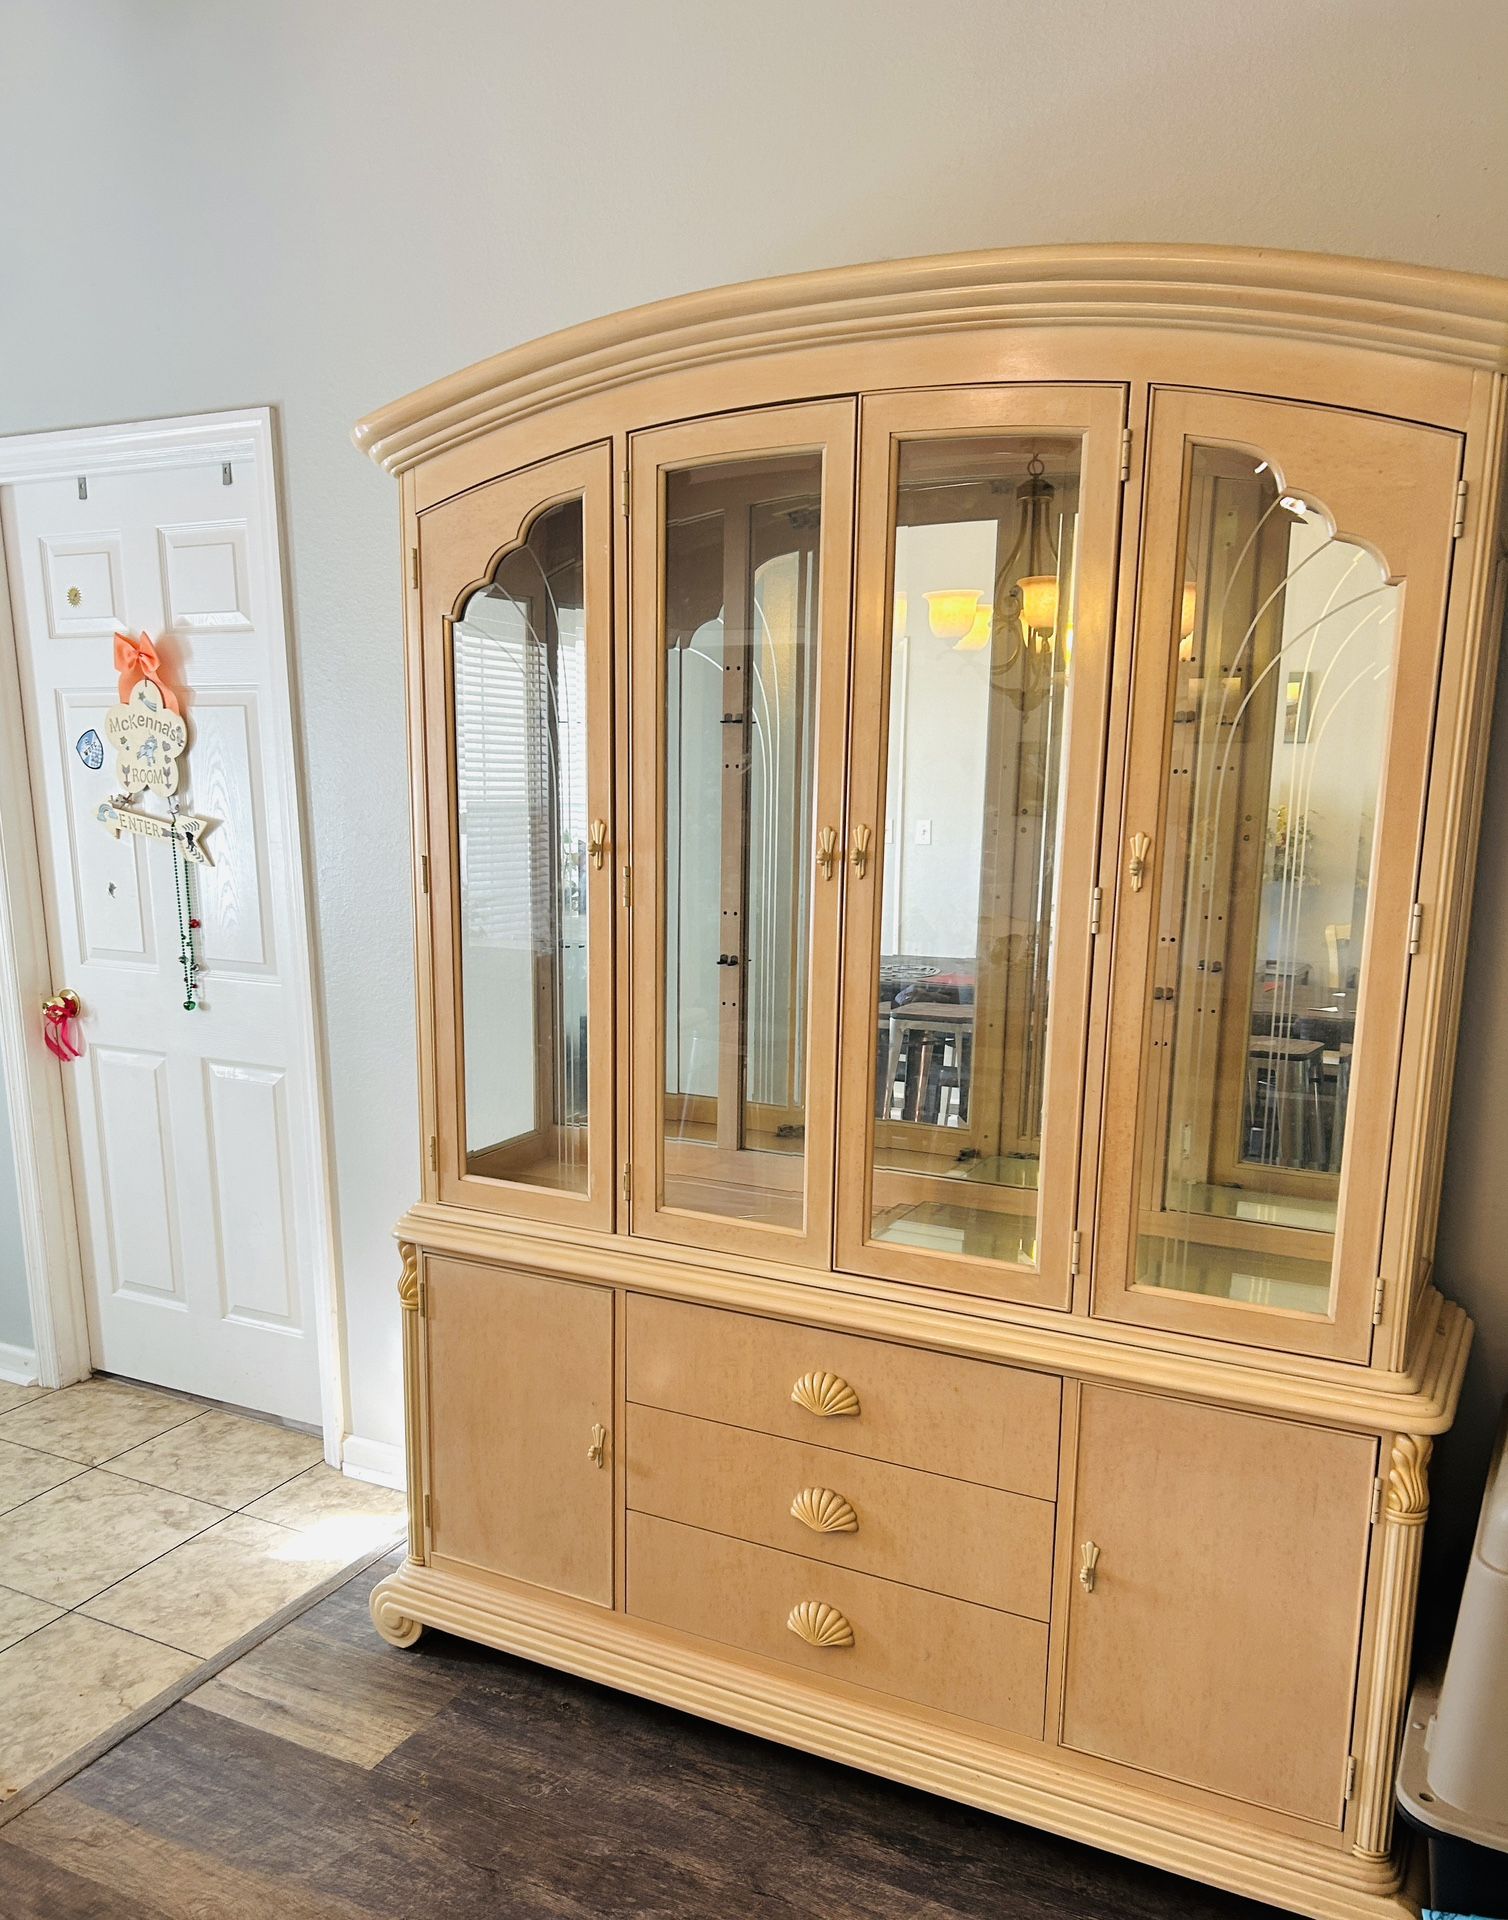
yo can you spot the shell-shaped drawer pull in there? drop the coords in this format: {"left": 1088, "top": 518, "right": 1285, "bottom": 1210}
{"left": 786, "top": 1600, "right": 854, "bottom": 1649}
{"left": 791, "top": 1370, "right": 860, "bottom": 1419}
{"left": 790, "top": 1487, "right": 859, "bottom": 1535}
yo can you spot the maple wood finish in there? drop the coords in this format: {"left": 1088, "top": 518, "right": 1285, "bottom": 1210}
{"left": 359, "top": 246, "right": 1508, "bottom": 1920}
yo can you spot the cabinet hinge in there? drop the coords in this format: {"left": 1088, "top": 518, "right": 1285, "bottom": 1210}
{"left": 410, "top": 545, "right": 419, "bottom": 588}
{"left": 1089, "top": 885, "right": 1103, "bottom": 937}
{"left": 1344, "top": 1754, "right": 1357, "bottom": 1800}
{"left": 621, "top": 860, "right": 632, "bottom": 909}
{"left": 1452, "top": 478, "right": 1469, "bottom": 539}
{"left": 1407, "top": 901, "right": 1423, "bottom": 956}
{"left": 620, "top": 466, "right": 630, "bottom": 518}
{"left": 1119, "top": 427, "right": 1133, "bottom": 483}
{"left": 1371, "top": 1276, "right": 1386, "bottom": 1326}
{"left": 1370, "top": 1477, "right": 1384, "bottom": 1526}
{"left": 419, "top": 852, "right": 430, "bottom": 895}
{"left": 423, "top": 1491, "right": 432, "bottom": 1533}
{"left": 428, "top": 1134, "right": 438, "bottom": 1173}
{"left": 621, "top": 1161, "right": 632, "bottom": 1203}
{"left": 1070, "top": 1228, "right": 1083, "bottom": 1277}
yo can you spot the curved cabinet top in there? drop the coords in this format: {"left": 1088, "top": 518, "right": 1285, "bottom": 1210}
{"left": 354, "top": 243, "right": 1508, "bottom": 475}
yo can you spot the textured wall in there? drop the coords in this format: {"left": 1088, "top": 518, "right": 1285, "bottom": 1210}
{"left": 0, "top": 2, "right": 1503, "bottom": 1598}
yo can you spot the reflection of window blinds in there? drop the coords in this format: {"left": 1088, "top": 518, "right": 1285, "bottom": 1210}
{"left": 556, "top": 615, "right": 587, "bottom": 857}
{"left": 455, "top": 602, "right": 541, "bottom": 947}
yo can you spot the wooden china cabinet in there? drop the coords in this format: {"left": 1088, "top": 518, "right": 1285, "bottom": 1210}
{"left": 356, "top": 247, "right": 1508, "bottom": 1919}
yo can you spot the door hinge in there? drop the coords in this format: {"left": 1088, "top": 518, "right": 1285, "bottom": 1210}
{"left": 1070, "top": 1228, "right": 1083, "bottom": 1277}
{"left": 1452, "top": 479, "right": 1469, "bottom": 539}
{"left": 621, "top": 860, "right": 632, "bottom": 908}
{"left": 410, "top": 545, "right": 419, "bottom": 588}
{"left": 1371, "top": 1276, "right": 1386, "bottom": 1326}
{"left": 1089, "top": 885, "right": 1103, "bottom": 937}
{"left": 428, "top": 1133, "right": 438, "bottom": 1173}
{"left": 1119, "top": 427, "right": 1133, "bottom": 482}
{"left": 1407, "top": 901, "right": 1423, "bottom": 955}
{"left": 1344, "top": 1754, "right": 1357, "bottom": 1800}
{"left": 221, "top": 461, "right": 234, "bottom": 487}
{"left": 621, "top": 1161, "right": 632, "bottom": 1203}
{"left": 1370, "top": 1477, "right": 1384, "bottom": 1526}
{"left": 419, "top": 852, "right": 430, "bottom": 895}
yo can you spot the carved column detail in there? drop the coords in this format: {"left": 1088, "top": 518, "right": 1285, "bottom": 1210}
{"left": 1351, "top": 1434, "right": 1433, "bottom": 1860}
{"left": 397, "top": 1240, "right": 427, "bottom": 1568}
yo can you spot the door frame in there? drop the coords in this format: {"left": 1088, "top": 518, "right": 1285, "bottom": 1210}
{"left": 0, "top": 408, "right": 346, "bottom": 1460}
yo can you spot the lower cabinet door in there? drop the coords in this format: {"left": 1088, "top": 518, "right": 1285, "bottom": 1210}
{"left": 425, "top": 1257, "right": 613, "bottom": 1606}
{"left": 1061, "top": 1386, "right": 1375, "bottom": 1826}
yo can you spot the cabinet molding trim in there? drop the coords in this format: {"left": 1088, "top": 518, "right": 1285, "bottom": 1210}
{"left": 354, "top": 244, "right": 1508, "bottom": 475}
{"left": 369, "top": 1558, "right": 1416, "bottom": 1920}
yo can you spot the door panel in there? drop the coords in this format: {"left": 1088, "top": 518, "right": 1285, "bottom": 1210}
{"left": 420, "top": 443, "right": 615, "bottom": 1228}
{"left": 629, "top": 403, "right": 855, "bottom": 1266}
{"left": 1094, "top": 390, "right": 1461, "bottom": 1357}
{"left": 3, "top": 440, "right": 326, "bottom": 1419}
{"left": 837, "top": 387, "right": 1126, "bottom": 1306}
{"left": 425, "top": 1257, "right": 613, "bottom": 1605}
{"left": 1062, "top": 1386, "right": 1375, "bottom": 1826}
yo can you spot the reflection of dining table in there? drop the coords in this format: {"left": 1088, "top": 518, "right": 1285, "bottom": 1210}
{"left": 1245, "top": 1001, "right": 1357, "bottom": 1171}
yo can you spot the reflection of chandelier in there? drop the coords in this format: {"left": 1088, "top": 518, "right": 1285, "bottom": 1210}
{"left": 988, "top": 451, "right": 1064, "bottom": 710}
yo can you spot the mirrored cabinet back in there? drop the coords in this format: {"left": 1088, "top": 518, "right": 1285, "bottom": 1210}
{"left": 357, "top": 246, "right": 1508, "bottom": 1920}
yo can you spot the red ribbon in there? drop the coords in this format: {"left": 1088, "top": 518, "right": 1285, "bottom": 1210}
{"left": 113, "top": 630, "right": 180, "bottom": 712}
{"left": 43, "top": 1002, "right": 82, "bottom": 1062}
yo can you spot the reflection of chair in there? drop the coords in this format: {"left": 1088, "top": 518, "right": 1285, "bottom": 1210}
{"left": 1327, "top": 1043, "right": 1353, "bottom": 1173}
{"left": 1325, "top": 923, "right": 1353, "bottom": 993}
{"left": 876, "top": 1004, "right": 973, "bottom": 1126}
{"left": 1245, "top": 1036, "right": 1326, "bottom": 1168}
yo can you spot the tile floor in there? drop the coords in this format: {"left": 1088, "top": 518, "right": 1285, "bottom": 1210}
{"left": 0, "top": 1375, "right": 404, "bottom": 1802}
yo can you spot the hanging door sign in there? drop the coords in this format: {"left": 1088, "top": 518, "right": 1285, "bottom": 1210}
{"left": 95, "top": 800, "right": 214, "bottom": 865}
{"left": 104, "top": 676, "right": 187, "bottom": 795}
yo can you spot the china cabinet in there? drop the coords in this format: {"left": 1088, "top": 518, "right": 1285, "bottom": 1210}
{"left": 356, "top": 246, "right": 1508, "bottom": 1919}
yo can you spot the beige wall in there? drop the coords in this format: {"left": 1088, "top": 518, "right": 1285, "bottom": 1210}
{"left": 0, "top": 0, "right": 1503, "bottom": 1593}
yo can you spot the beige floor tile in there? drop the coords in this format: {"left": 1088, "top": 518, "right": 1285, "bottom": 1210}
{"left": 243, "top": 1462, "right": 405, "bottom": 1559}
{"left": 0, "top": 1383, "right": 48, "bottom": 1417}
{"left": 0, "top": 1613, "right": 195, "bottom": 1797}
{"left": 80, "top": 1513, "right": 353, "bottom": 1659}
{"left": 0, "top": 1470, "right": 226, "bottom": 1608}
{"left": 0, "top": 1586, "right": 62, "bottom": 1655}
{"left": 0, "top": 1438, "right": 87, "bottom": 1515}
{"left": 0, "top": 1380, "right": 204, "bottom": 1466}
{"left": 107, "top": 1409, "right": 324, "bottom": 1510}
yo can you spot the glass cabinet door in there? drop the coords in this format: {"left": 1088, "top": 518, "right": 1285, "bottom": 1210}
{"left": 836, "top": 388, "right": 1126, "bottom": 1305}
{"left": 1094, "top": 390, "right": 1461, "bottom": 1357}
{"left": 629, "top": 403, "right": 855, "bottom": 1265}
{"left": 419, "top": 443, "right": 615, "bottom": 1227}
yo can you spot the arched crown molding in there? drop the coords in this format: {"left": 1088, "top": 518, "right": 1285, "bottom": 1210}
{"left": 353, "top": 243, "right": 1508, "bottom": 476}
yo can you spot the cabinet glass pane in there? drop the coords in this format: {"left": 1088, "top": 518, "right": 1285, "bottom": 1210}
{"left": 662, "top": 453, "right": 823, "bottom": 1228}
{"left": 868, "top": 437, "right": 1081, "bottom": 1265}
{"left": 453, "top": 498, "right": 589, "bottom": 1192}
{"left": 1136, "top": 447, "right": 1399, "bottom": 1313}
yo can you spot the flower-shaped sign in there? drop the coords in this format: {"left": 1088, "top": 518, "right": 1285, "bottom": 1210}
{"left": 105, "top": 676, "right": 187, "bottom": 797}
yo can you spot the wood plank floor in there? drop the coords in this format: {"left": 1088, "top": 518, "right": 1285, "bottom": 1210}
{"left": 0, "top": 1553, "right": 1284, "bottom": 1919}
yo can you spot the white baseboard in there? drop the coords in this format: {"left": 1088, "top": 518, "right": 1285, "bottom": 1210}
{"left": 0, "top": 1341, "right": 39, "bottom": 1386}
{"left": 341, "top": 1433, "right": 405, "bottom": 1489}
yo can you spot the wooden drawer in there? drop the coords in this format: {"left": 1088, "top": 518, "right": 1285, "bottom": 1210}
{"left": 628, "top": 1404, "right": 1054, "bottom": 1618}
{"left": 628, "top": 1512, "right": 1047, "bottom": 1739}
{"left": 627, "top": 1294, "right": 1060, "bottom": 1497}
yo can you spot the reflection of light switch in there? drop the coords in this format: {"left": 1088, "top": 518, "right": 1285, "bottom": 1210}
{"left": 915, "top": 819, "right": 932, "bottom": 845}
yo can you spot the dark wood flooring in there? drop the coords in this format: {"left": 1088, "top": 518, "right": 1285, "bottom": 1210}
{"left": 0, "top": 1553, "right": 1285, "bottom": 1918}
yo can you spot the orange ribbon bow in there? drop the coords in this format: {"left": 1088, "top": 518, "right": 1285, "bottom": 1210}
{"left": 113, "top": 630, "right": 180, "bottom": 712}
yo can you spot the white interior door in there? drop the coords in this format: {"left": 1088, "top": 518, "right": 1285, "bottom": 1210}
{"left": 1, "top": 414, "right": 331, "bottom": 1425}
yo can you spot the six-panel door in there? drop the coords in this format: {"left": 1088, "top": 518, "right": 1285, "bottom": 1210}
{"left": 1093, "top": 391, "right": 1461, "bottom": 1357}
{"left": 423, "top": 1257, "right": 614, "bottom": 1605}
{"left": 418, "top": 444, "right": 616, "bottom": 1228}
{"left": 835, "top": 387, "right": 1127, "bottom": 1305}
{"left": 1062, "top": 1386, "right": 1376, "bottom": 1825}
{"left": 628, "top": 403, "right": 856, "bottom": 1267}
